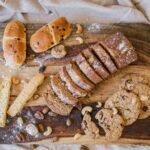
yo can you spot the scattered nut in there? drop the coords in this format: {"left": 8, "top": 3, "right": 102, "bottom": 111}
{"left": 80, "top": 145, "right": 89, "bottom": 150}
{"left": 140, "top": 95, "right": 149, "bottom": 101}
{"left": 76, "top": 24, "right": 83, "bottom": 34}
{"left": 26, "top": 124, "right": 39, "bottom": 136}
{"left": 34, "top": 111, "right": 44, "bottom": 120}
{"left": 48, "top": 111, "right": 57, "bottom": 117}
{"left": 17, "top": 117, "right": 23, "bottom": 126}
{"left": 81, "top": 106, "right": 93, "bottom": 115}
{"left": 76, "top": 37, "right": 84, "bottom": 44}
{"left": 33, "top": 94, "right": 40, "bottom": 100}
{"left": 112, "top": 107, "right": 118, "bottom": 115}
{"left": 12, "top": 77, "right": 20, "bottom": 85}
{"left": 42, "top": 106, "right": 49, "bottom": 114}
{"left": 96, "top": 102, "right": 102, "bottom": 108}
{"left": 39, "top": 65, "right": 46, "bottom": 73}
{"left": 43, "top": 126, "right": 52, "bottom": 136}
{"left": 51, "top": 45, "right": 67, "bottom": 59}
{"left": 16, "top": 132, "right": 25, "bottom": 142}
{"left": 74, "top": 133, "right": 82, "bottom": 140}
{"left": 38, "top": 124, "right": 45, "bottom": 132}
{"left": 66, "top": 118, "right": 72, "bottom": 126}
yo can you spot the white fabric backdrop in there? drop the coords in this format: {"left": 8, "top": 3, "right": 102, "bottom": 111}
{"left": 0, "top": 0, "right": 150, "bottom": 24}
{"left": 0, "top": 0, "right": 150, "bottom": 149}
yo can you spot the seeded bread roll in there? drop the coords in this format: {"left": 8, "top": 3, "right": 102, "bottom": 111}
{"left": 3, "top": 20, "right": 26, "bottom": 68}
{"left": 30, "top": 17, "right": 72, "bottom": 53}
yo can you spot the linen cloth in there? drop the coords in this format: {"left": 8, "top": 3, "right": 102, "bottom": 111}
{"left": 0, "top": 0, "right": 150, "bottom": 149}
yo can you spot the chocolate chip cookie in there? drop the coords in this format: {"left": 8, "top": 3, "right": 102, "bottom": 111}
{"left": 130, "top": 83, "right": 150, "bottom": 119}
{"left": 81, "top": 113, "right": 100, "bottom": 139}
{"left": 120, "top": 73, "right": 150, "bottom": 119}
{"left": 104, "top": 90, "right": 141, "bottom": 125}
{"left": 120, "top": 73, "right": 150, "bottom": 91}
{"left": 95, "top": 109, "right": 124, "bottom": 141}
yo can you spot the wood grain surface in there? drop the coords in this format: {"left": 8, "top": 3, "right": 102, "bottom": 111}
{"left": 0, "top": 23, "right": 150, "bottom": 144}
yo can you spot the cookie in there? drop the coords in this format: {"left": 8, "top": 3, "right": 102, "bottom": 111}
{"left": 104, "top": 90, "right": 141, "bottom": 125}
{"left": 95, "top": 108, "right": 124, "bottom": 141}
{"left": 81, "top": 113, "right": 100, "bottom": 139}
{"left": 120, "top": 73, "right": 150, "bottom": 91}
{"left": 130, "top": 83, "right": 150, "bottom": 119}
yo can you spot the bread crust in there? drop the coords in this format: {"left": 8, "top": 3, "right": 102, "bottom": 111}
{"left": 3, "top": 20, "right": 26, "bottom": 68}
{"left": 30, "top": 17, "right": 72, "bottom": 53}
{"left": 30, "top": 26, "right": 54, "bottom": 53}
{"left": 101, "top": 32, "right": 138, "bottom": 68}
{"left": 48, "top": 17, "right": 72, "bottom": 44}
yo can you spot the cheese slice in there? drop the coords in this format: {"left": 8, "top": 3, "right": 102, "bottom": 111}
{"left": 0, "top": 77, "right": 12, "bottom": 127}
{"left": 8, "top": 73, "right": 44, "bottom": 117}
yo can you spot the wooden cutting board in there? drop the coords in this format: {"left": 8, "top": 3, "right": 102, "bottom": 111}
{"left": 0, "top": 23, "right": 150, "bottom": 144}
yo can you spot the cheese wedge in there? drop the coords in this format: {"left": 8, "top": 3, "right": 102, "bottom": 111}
{"left": 0, "top": 77, "right": 12, "bottom": 127}
{"left": 8, "top": 73, "right": 44, "bottom": 117}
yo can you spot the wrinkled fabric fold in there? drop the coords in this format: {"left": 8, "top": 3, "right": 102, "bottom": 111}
{"left": 0, "top": 0, "right": 150, "bottom": 24}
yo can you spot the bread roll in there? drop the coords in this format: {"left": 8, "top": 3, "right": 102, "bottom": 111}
{"left": 3, "top": 20, "right": 26, "bottom": 68}
{"left": 30, "top": 17, "right": 72, "bottom": 53}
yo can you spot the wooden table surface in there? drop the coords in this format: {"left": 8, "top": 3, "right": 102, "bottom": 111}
{"left": 0, "top": 23, "right": 149, "bottom": 144}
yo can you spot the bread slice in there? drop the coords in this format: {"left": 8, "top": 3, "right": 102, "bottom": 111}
{"left": 91, "top": 43, "right": 117, "bottom": 74}
{"left": 0, "top": 77, "right": 12, "bottom": 127}
{"left": 66, "top": 62, "right": 95, "bottom": 91}
{"left": 50, "top": 74, "right": 78, "bottom": 106}
{"left": 75, "top": 53, "right": 102, "bottom": 84}
{"left": 59, "top": 67, "right": 87, "bottom": 97}
{"left": 44, "top": 84, "right": 73, "bottom": 116}
{"left": 101, "top": 32, "right": 138, "bottom": 68}
{"left": 82, "top": 48, "right": 110, "bottom": 79}
{"left": 7, "top": 74, "right": 44, "bottom": 117}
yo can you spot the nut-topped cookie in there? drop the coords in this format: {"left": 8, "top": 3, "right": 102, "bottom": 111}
{"left": 129, "top": 83, "right": 150, "bottom": 119}
{"left": 95, "top": 108, "right": 124, "bottom": 141}
{"left": 104, "top": 90, "right": 141, "bottom": 125}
